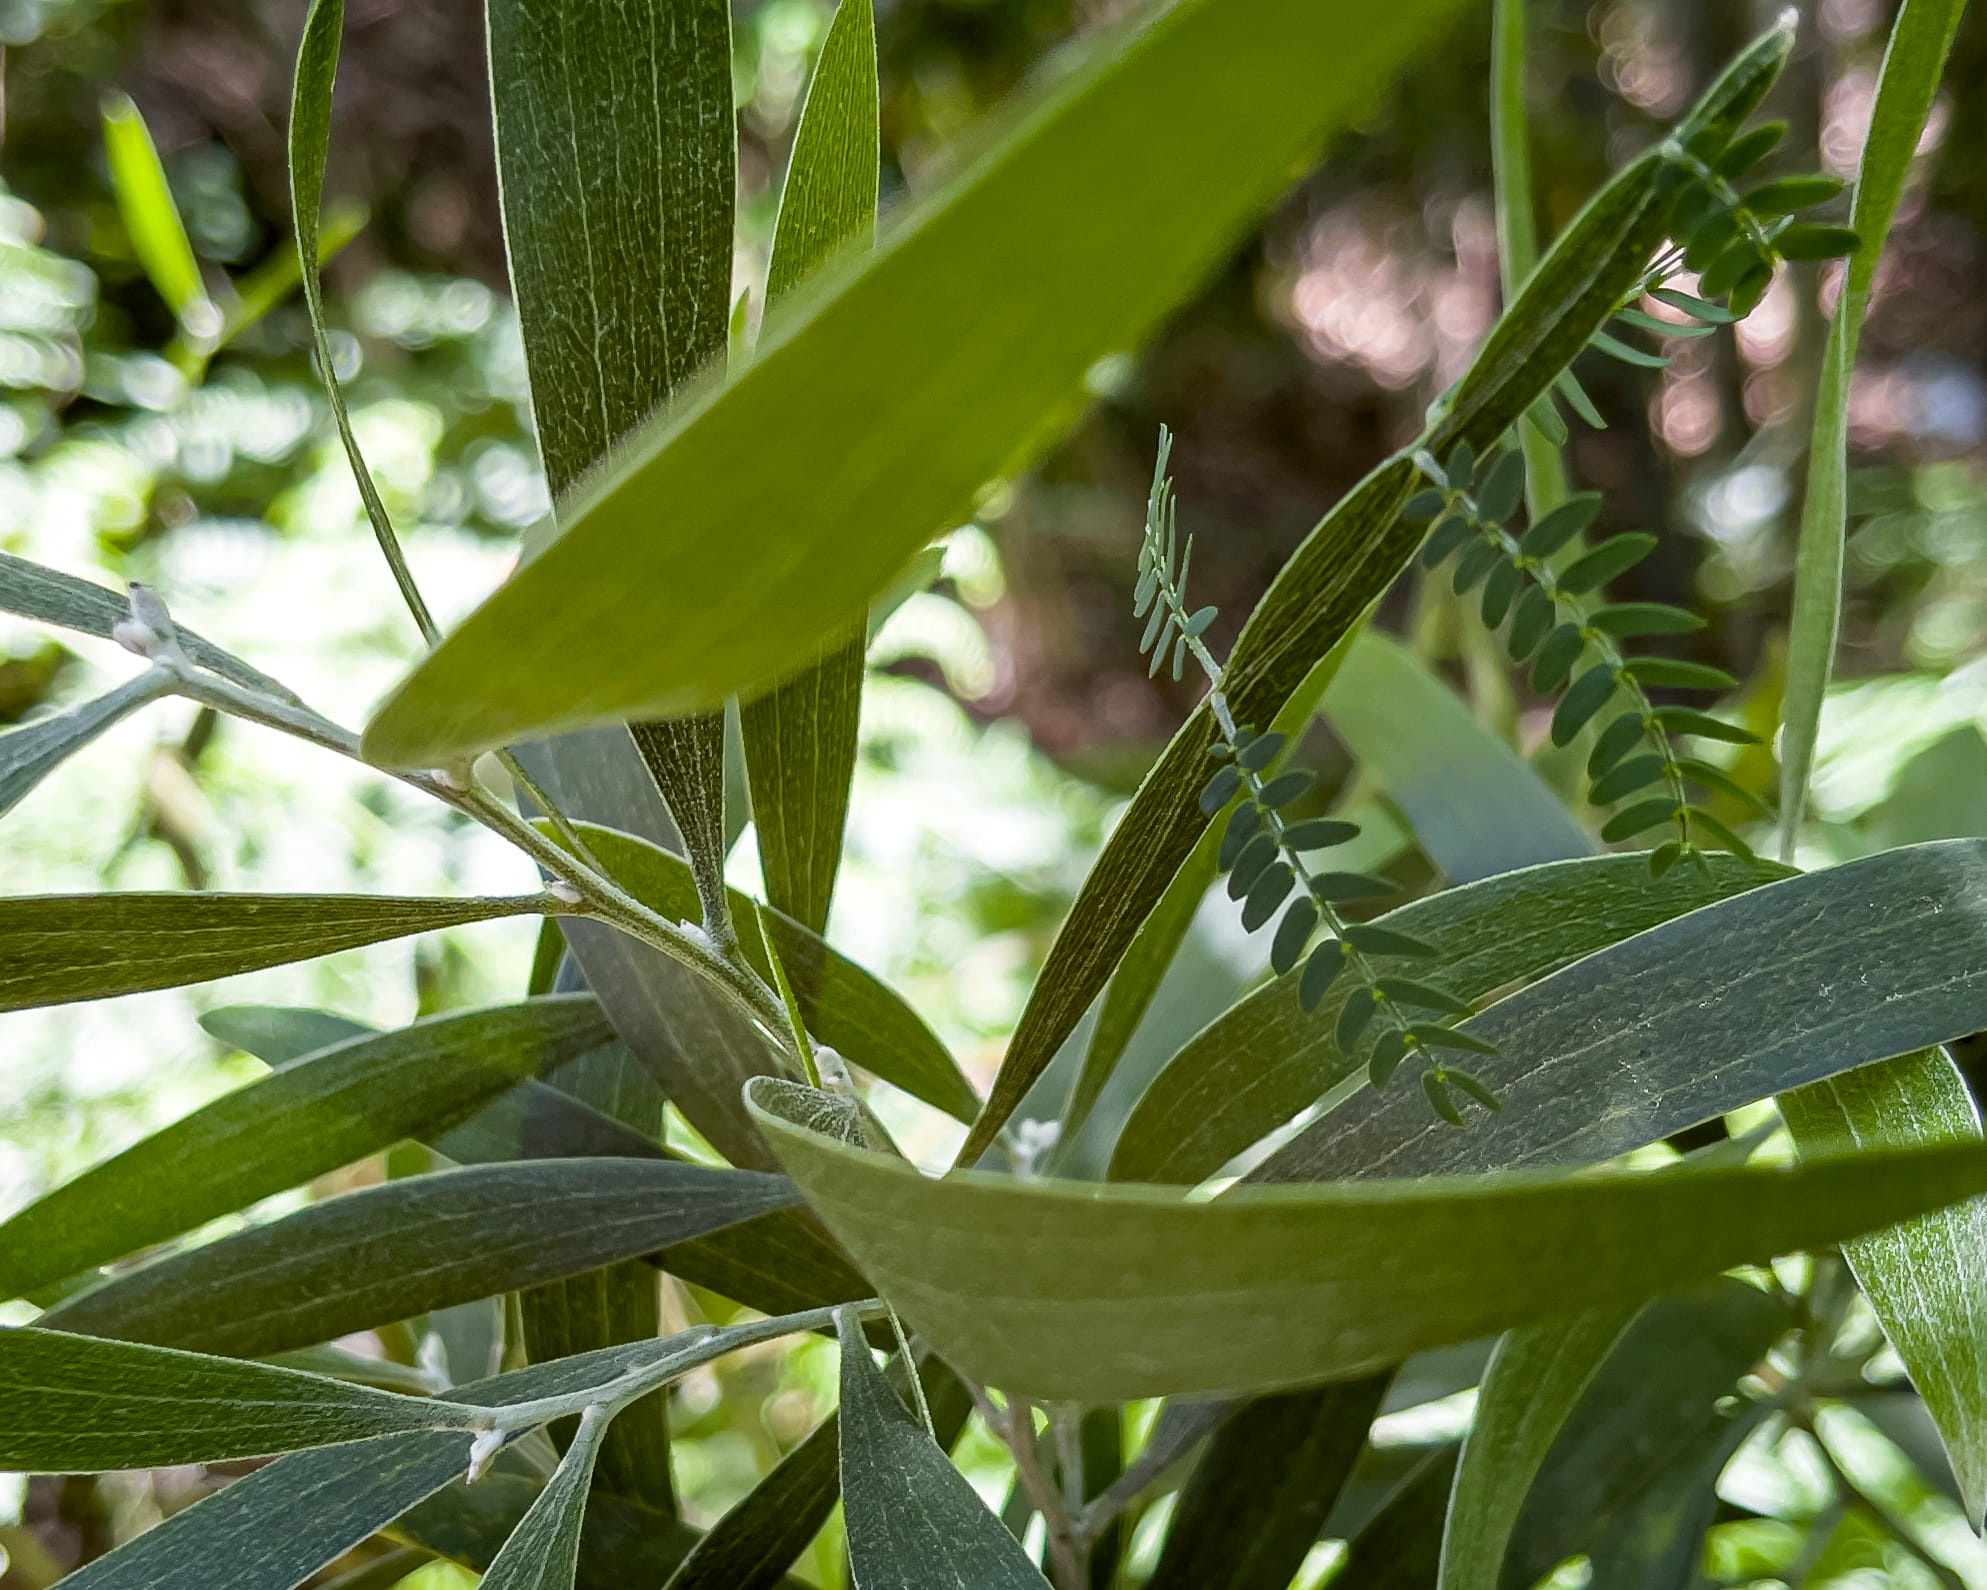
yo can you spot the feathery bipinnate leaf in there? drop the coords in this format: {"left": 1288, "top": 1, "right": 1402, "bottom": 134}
{"left": 0, "top": 891, "right": 548, "bottom": 1012}
{"left": 361, "top": 0, "right": 1476, "bottom": 767}
{"left": 962, "top": 26, "right": 1799, "bottom": 1161}
{"left": 1779, "top": 0, "right": 1967, "bottom": 854}
{"left": 0, "top": 995, "right": 613, "bottom": 1301}
{"left": 41, "top": 1158, "right": 801, "bottom": 1357}
{"left": 752, "top": 1074, "right": 1987, "bottom": 1403}
{"left": 742, "top": 0, "right": 880, "bottom": 935}
{"left": 834, "top": 1308, "right": 1050, "bottom": 1588}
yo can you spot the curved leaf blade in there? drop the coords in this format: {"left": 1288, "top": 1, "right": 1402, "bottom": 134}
{"left": 478, "top": 1407, "right": 612, "bottom": 1590}
{"left": 41, "top": 1158, "right": 801, "bottom": 1357}
{"left": 0, "top": 995, "right": 613, "bottom": 1300}
{"left": 752, "top": 1076, "right": 1987, "bottom": 1402}
{"left": 0, "top": 891, "right": 545, "bottom": 1012}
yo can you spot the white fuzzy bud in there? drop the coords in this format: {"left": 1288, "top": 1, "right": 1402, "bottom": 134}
{"left": 813, "top": 1044, "right": 853, "bottom": 1092}
{"left": 113, "top": 583, "right": 182, "bottom": 662}
{"left": 1011, "top": 1118, "right": 1062, "bottom": 1178}
{"left": 546, "top": 879, "right": 583, "bottom": 906}
{"left": 466, "top": 1427, "right": 505, "bottom": 1483}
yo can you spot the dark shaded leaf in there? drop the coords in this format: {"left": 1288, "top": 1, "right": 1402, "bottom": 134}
{"left": 1774, "top": 222, "right": 1861, "bottom": 259}
{"left": 1587, "top": 602, "right": 1704, "bottom": 638}
{"left": 1550, "top": 662, "right": 1618, "bottom": 745}
{"left": 1516, "top": 492, "right": 1600, "bottom": 558}
{"left": 1620, "top": 655, "right": 1739, "bottom": 691}
{"left": 1557, "top": 533, "right": 1658, "bottom": 595}
{"left": 1588, "top": 753, "right": 1668, "bottom": 807}
{"left": 1529, "top": 623, "right": 1584, "bottom": 693}
{"left": 1599, "top": 797, "right": 1677, "bottom": 842}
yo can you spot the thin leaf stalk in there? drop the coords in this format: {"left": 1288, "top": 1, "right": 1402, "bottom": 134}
{"left": 965, "top": 1381, "right": 1085, "bottom": 1590}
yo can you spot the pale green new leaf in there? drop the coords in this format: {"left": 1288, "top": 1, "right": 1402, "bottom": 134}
{"left": 0, "top": 669, "right": 171, "bottom": 822}
{"left": 834, "top": 1308, "right": 1049, "bottom": 1588}
{"left": 1324, "top": 631, "right": 1591, "bottom": 881}
{"left": 478, "top": 1408, "right": 612, "bottom": 1590}
{"left": 741, "top": 0, "right": 880, "bottom": 934}
{"left": 41, "top": 1158, "right": 801, "bottom": 1356}
{"left": 0, "top": 1325, "right": 464, "bottom": 1472}
{"left": 1110, "top": 852, "right": 1782, "bottom": 1186}
{"left": 753, "top": 1076, "right": 1987, "bottom": 1402}
{"left": 1259, "top": 839, "right": 1987, "bottom": 1182}
{"left": 101, "top": 91, "right": 209, "bottom": 325}
{"left": 361, "top": 0, "right": 1475, "bottom": 766}
{"left": 1778, "top": 0, "right": 1967, "bottom": 853}
{"left": 0, "top": 891, "right": 545, "bottom": 1012}
{"left": 0, "top": 995, "right": 613, "bottom": 1301}
{"left": 1782, "top": 1049, "right": 1987, "bottom": 1530}
{"left": 0, "top": 549, "right": 299, "bottom": 699}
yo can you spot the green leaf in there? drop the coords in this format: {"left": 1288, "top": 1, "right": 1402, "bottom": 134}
{"left": 201, "top": 1002, "right": 372, "bottom": 1061}
{"left": 1588, "top": 330, "right": 1667, "bottom": 369}
{"left": 741, "top": 0, "right": 880, "bottom": 934}
{"left": 0, "top": 1325, "right": 463, "bottom": 1471}
{"left": 478, "top": 1406, "right": 612, "bottom": 1590}
{"left": 1587, "top": 713, "right": 1648, "bottom": 778}
{"left": 629, "top": 716, "right": 732, "bottom": 946}
{"left": 1598, "top": 797, "right": 1675, "bottom": 842}
{"left": 0, "top": 550, "right": 298, "bottom": 700}
{"left": 1550, "top": 662, "right": 1619, "bottom": 746}
{"left": 1782, "top": 1049, "right": 1987, "bottom": 1529}
{"left": 1587, "top": 602, "right": 1704, "bottom": 638}
{"left": 1744, "top": 174, "right": 1847, "bottom": 215}
{"left": 1779, "top": 0, "right": 1966, "bottom": 855}
{"left": 1331, "top": 1446, "right": 1456, "bottom": 1588}
{"left": 0, "top": 670, "right": 171, "bottom": 821}
{"left": 1501, "top": 1281, "right": 1788, "bottom": 1589}
{"left": 1110, "top": 852, "right": 1782, "bottom": 1186}
{"left": 0, "top": 892, "right": 544, "bottom": 1012}
{"left": 1618, "top": 655, "right": 1739, "bottom": 691}
{"left": 1517, "top": 493, "right": 1601, "bottom": 559}
{"left": 48, "top": 1432, "right": 476, "bottom": 1590}
{"left": 751, "top": 1075, "right": 1987, "bottom": 1402}
{"left": 101, "top": 91, "right": 209, "bottom": 325}
{"left": 1587, "top": 753, "right": 1668, "bottom": 807}
{"left": 41, "top": 1158, "right": 802, "bottom": 1356}
{"left": 0, "top": 995, "right": 613, "bottom": 1300}
{"left": 1260, "top": 840, "right": 1987, "bottom": 1183}
{"left": 1556, "top": 533, "right": 1657, "bottom": 595}
{"left": 1650, "top": 704, "right": 1758, "bottom": 745}
{"left": 663, "top": 1353, "right": 970, "bottom": 1590}
{"left": 1325, "top": 633, "right": 1591, "bottom": 884}
{"left": 567, "top": 821, "right": 976, "bottom": 1122}
{"left": 361, "top": 0, "right": 1476, "bottom": 766}
{"left": 834, "top": 1307, "right": 1049, "bottom": 1586}
{"left": 1529, "top": 622, "right": 1584, "bottom": 693}
{"left": 1436, "top": 1309, "right": 1633, "bottom": 1590}
{"left": 1774, "top": 223, "right": 1861, "bottom": 260}
{"left": 1144, "top": 1378, "right": 1385, "bottom": 1590}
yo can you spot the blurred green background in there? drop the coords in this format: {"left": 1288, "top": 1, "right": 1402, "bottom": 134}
{"left": 4, "top": 0, "right": 1987, "bottom": 1583}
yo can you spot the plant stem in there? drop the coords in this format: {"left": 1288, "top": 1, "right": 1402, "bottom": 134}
{"left": 967, "top": 1382, "right": 1085, "bottom": 1590}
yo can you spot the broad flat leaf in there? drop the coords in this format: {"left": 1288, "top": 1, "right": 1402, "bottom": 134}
{"left": 663, "top": 1352, "right": 971, "bottom": 1590}
{"left": 1330, "top": 1447, "right": 1458, "bottom": 1589}
{"left": 1323, "top": 630, "right": 1591, "bottom": 882}
{"left": 53, "top": 1432, "right": 474, "bottom": 1590}
{"left": 569, "top": 821, "right": 976, "bottom": 1121}
{"left": 1144, "top": 1377, "right": 1385, "bottom": 1590}
{"left": 0, "top": 1325, "right": 460, "bottom": 1471}
{"left": 478, "top": 1405, "right": 612, "bottom": 1590}
{"left": 0, "top": 891, "right": 544, "bottom": 1012}
{"left": 1067, "top": 630, "right": 1359, "bottom": 1146}
{"left": 0, "top": 670, "right": 171, "bottom": 820}
{"left": 1778, "top": 0, "right": 1967, "bottom": 848}
{"left": 101, "top": 91, "right": 208, "bottom": 323}
{"left": 361, "top": 0, "right": 1477, "bottom": 766}
{"left": 751, "top": 1075, "right": 1987, "bottom": 1402}
{"left": 1436, "top": 1309, "right": 1633, "bottom": 1590}
{"left": 42, "top": 1157, "right": 801, "bottom": 1356}
{"left": 1783, "top": 1049, "right": 1987, "bottom": 1529}
{"left": 1110, "top": 852, "right": 1783, "bottom": 1186}
{"left": 834, "top": 1308, "right": 1049, "bottom": 1588}
{"left": 1501, "top": 1281, "right": 1789, "bottom": 1589}
{"left": 1259, "top": 838, "right": 1987, "bottom": 1182}
{"left": 0, "top": 548, "right": 298, "bottom": 699}
{"left": 0, "top": 995, "right": 614, "bottom": 1299}
{"left": 201, "top": 1002, "right": 373, "bottom": 1062}
{"left": 741, "top": 0, "right": 880, "bottom": 934}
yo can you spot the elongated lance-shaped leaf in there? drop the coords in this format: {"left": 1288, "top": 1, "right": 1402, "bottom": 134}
{"left": 629, "top": 714, "right": 732, "bottom": 943}
{"left": 1324, "top": 630, "right": 1591, "bottom": 882}
{"left": 0, "top": 549, "right": 299, "bottom": 700}
{"left": 1145, "top": 1377, "right": 1385, "bottom": 1590}
{"left": 663, "top": 1352, "right": 971, "bottom": 1590}
{"left": 1110, "top": 851, "right": 1784, "bottom": 1187}
{"left": 1064, "top": 629, "right": 1359, "bottom": 1150}
{"left": 0, "top": 891, "right": 547, "bottom": 1012}
{"left": 0, "top": 1325, "right": 472, "bottom": 1472}
{"left": 392, "top": 1479, "right": 712, "bottom": 1590}
{"left": 361, "top": 0, "right": 1478, "bottom": 768}
{"left": 560, "top": 821, "right": 977, "bottom": 1121}
{"left": 1782, "top": 1048, "right": 1987, "bottom": 1530}
{"left": 288, "top": 0, "right": 435, "bottom": 636}
{"left": 478, "top": 1406, "right": 612, "bottom": 1590}
{"left": 1779, "top": 0, "right": 1966, "bottom": 856}
{"left": 834, "top": 1308, "right": 1050, "bottom": 1588}
{"left": 741, "top": 0, "right": 880, "bottom": 935}
{"left": 41, "top": 1157, "right": 801, "bottom": 1357}
{"left": 753, "top": 1076, "right": 1987, "bottom": 1403}
{"left": 101, "top": 90, "right": 209, "bottom": 326}
{"left": 0, "top": 669, "right": 171, "bottom": 821}
{"left": 1436, "top": 1308, "right": 1633, "bottom": 1590}
{"left": 0, "top": 996, "right": 613, "bottom": 1301}
{"left": 960, "top": 49, "right": 1771, "bottom": 1163}
{"left": 1257, "top": 839, "right": 1987, "bottom": 1184}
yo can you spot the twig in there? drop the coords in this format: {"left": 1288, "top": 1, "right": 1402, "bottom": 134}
{"left": 966, "top": 1381, "right": 1086, "bottom": 1590}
